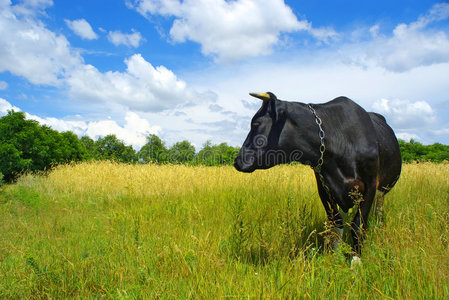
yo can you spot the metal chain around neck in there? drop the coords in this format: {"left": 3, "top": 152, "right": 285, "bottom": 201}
{"left": 307, "top": 104, "right": 335, "bottom": 206}
{"left": 307, "top": 104, "right": 326, "bottom": 173}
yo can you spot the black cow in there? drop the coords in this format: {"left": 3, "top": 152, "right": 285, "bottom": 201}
{"left": 234, "top": 92, "right": 401, "bottom": 263}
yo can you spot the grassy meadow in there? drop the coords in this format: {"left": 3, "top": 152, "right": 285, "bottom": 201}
{"left": 0, "top": 162, "right": 448, "bottom": 298}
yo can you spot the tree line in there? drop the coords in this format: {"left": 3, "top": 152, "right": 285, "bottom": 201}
{"left": 0, "top": 111, "right": 239, "bottom": 182}
{"left": 1, "top": 110, "right": 448, "bottom": 182}
{"left": 398, "top": 139, "right": 449, "bottom": 163}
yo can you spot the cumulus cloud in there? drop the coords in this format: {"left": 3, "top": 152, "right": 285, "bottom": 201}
{"left": 107, "top": 29, "right": 143, "bottom": 47}
{"left": 82, "top": 112, "right": 160, "bottom": 148}
{"left": 0, "top": 1, "right": 203, "bottom": 113}
{"left": 0, "top": 1, "right": 83, "bottom": 85}
{"left": 129, "top": 0, "right": 337, "bottom": 61}
{"left": 0, "top": 97, "right": 20, "bottom": 114}
{"left": 67, "top": 54, "right": 197, "bottom": 112}
{"left": 360, "top": 3, "right": 449, "bottom": 72}
{"left": 372, "top": 98, "right": 437, "bottom": 129}
{"left": 65, "top": 19, "right": 98, "bottom": 40}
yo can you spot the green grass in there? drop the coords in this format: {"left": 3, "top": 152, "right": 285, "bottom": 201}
{"left": 0, "top": 162, "right": 448, "bottom": 298}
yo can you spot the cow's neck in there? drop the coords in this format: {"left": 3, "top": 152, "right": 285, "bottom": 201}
{"left": 283, "top": 102, "right": 324, "bottom": 168}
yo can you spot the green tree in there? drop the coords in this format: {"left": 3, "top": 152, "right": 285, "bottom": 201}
{"left": 0, "top": 143, "right": 30, "bottom": 182}
{"left": 0, "top": 111, "right": 41, "bottom": 181}
{"left": 168, "top": 140, "right": 195, "bottom": 164}
{"left": 94, "top": 134, "right": 137, "bottom": 163}
{"left": 0, "top": 110, "right": 90, "bottom": 181}
{"left": 196, "top": 140, "right": 239, "bottom": 166}
{"left": 424, "top": 143, "right": 449, "bottom": 162}
{"left": 138, "top": 134, "right": 168, "bottom": 163}
{"left": 80, "top": 136, "right": 95, "bottom": 159}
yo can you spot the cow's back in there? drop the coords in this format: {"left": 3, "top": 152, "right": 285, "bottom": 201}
{"left": 317, "top": 97, "right": 379, "bottom": 159}
{"left": 369, "top": 112, "right": 402, "bottom": 193}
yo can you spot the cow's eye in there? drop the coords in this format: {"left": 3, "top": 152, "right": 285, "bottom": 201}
{"left": 252, "top": 122, "right": 260, "bottom": 127}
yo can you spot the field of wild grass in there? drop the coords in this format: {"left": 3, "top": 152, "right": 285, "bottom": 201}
{"left": 0, "top": 162, "right": 448, "bottom": 298}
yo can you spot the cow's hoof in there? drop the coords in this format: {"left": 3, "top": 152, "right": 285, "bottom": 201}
{"left": 351, "top": 256, "right": 362, "bottom": 269}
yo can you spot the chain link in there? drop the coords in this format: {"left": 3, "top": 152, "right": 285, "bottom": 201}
{"left": 308, "top": 104, "right": 333, "bottom": 202}
{"left": 308, "top": 104, "right": 325, "bottom": 173}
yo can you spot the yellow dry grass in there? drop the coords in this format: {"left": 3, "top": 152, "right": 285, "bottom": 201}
{"left": 1, "top": 161, "right": 448, "bottom": 298}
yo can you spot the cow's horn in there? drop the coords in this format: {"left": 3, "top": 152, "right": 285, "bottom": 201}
{"left": 249, "top": 92, "right": 271, "bottom": 101}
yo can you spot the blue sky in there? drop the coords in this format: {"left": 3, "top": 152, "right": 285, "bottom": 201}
{"left": 1, "top": 0, "right": 449, "bottom": 149}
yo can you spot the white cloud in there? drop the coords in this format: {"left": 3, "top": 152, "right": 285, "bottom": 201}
{"left": 372, "top": 98, "right": 437, "bottom": 129}
{"left": 374, "top": 26, "right": 449, "bottom": 72}
{"left": 26, "top": 114, "right": 86, "bottom": 134}
{"left": 0, "top": 2, "right": 83, "bottom": 85}
{"left": 0, "top": 1, "right": 200, "bottom": 113}
{"left": 65, "top": 19, "right": 98, "bottom": 40}
{"left": 414, "top": 2, "right": 449, "bottom": 26}
{"left": 130, "top": 0, "right": 337, "bottom": 61}
{"left": 356, "top": 3, "right": 449, "bottom": 72}
{"left": 10, "top": 0, "right": 53, "bottom": 16}
{"left": 67, "top": 54, "right": 197, "bottom": 112}
{"left": 396, "top": 132, "right": 420, "bottom": 142}
{"left": 308, "top": 25, "right": 339, "bottom": 44}
{"left": 0, "top": 97, "right": 20, "bottom": 114}
{"left": 83, "top": 112, "right": 160, "bottom": 148}
{"left": 107, "top": 29, "right": 143, "bottom": 47}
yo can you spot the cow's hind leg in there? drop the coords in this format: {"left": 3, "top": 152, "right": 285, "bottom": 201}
{"left": 373, "top": 190, "right": 385, "bottom": 226}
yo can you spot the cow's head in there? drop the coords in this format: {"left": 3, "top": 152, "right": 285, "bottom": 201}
{"left": 234, "top": 92, "right": 291, "bottom": 173}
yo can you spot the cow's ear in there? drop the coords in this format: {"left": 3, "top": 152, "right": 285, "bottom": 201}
{"left": 250, "top": 92, "right": 279, "bottom": 121}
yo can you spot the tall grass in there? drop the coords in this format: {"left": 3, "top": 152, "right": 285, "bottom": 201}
{"left": 0, "top": 162, "right": 448, "bottom": 298}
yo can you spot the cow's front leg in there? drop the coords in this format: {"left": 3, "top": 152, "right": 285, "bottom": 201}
{"left": 315, "top": 173, "right": 343, "bottom": 251}
{"left": 323, "top": 201, "right": 344, "bottom": 252}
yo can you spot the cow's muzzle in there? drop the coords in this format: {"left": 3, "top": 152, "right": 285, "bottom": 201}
{"left": 234, "top": 155, "right": 256, "bottom": 173}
